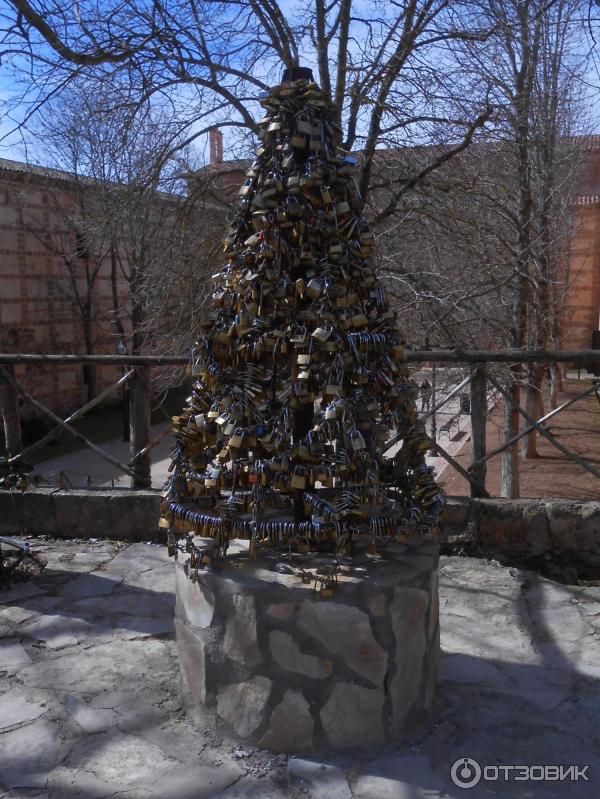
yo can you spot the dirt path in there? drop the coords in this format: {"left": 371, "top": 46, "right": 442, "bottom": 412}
{"left": 442, "top": 378, "right": 600, "bottom": 500}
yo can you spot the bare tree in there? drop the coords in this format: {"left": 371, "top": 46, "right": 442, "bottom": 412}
{"left": 0, "top": 0, "right": 495, "bottom": 206}
{"left": 370, "top": 0, "right": 589, "bottom": 497}
{"left": 14, "top": 168, "right": 112, "bottom": 401}
{"left": 23, "top": 86, "right": 217, "bottom": 362}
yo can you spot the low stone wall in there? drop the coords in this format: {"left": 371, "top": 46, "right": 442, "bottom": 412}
{"left": 1, "top": 489, "right": 599, "bottom": 567}
{"left": 175, "top": 540, "right": 439, "bottom": 754}
{"left": 443, "top": 497, "right": 600, "bottom": 567}
{"left": 0, "top": 488, "right": 161, "bottom": 541}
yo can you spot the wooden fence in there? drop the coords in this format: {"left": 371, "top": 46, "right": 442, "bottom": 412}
{"left": 1, "top": 350, "right": 599, "bottom": 494}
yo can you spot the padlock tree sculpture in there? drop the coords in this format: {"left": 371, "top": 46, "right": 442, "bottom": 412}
{"left": 161, "top": 67, "right": 443, "bottom": 563}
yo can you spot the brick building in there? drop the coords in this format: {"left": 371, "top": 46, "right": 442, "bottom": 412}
{"left": 1, "top": 134, "right": 600, "bottom": 421}
{"left": 0, "top": 159, "right": 123, "bottom": 416}
{"left": 561, "top": 136, "right": 600, "bottom": 352}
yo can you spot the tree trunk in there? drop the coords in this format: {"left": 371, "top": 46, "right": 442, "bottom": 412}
{"left": 0, "top": 365, "right": 23, "bottom": 458}
{"left": 82, "top": 314, "right": 97, "bottom": 403}
{"left": 129, "top": 365, "right": 151, "bottom": 488}
{"left": 469, "top": 366, "right": 487, "bottom": 497}
{"left": 500, "top": 380, "right": 520, "bottom": 498}
{"left": 522, "top": 364, "right": 545, "bottom": 458}
{"left": 110, "top": 244, "right": 127, "bottom": 342}
{"left": 549, "top": 363, "right": 559, "bottom": 409}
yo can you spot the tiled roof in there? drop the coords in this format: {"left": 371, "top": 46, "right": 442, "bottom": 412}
{"left": 0, "top": 157, "right": 81, "bottom": 183}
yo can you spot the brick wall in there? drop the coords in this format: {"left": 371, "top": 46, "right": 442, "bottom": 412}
{"left": 561, "top": 201, "right": 600, "bottom": 352}
{"left": 0, "top": 165, "right": 122, "bottom": 417}
{"left": 2, "top": 139, "right": 600, "bottom": 422}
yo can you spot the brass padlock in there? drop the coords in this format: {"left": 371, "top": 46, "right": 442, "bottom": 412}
{"left": 291, "top": 467, "right": 307, "bottom": 489}
{"left": 306, "top": 278, "right": 322, "bottom": 298}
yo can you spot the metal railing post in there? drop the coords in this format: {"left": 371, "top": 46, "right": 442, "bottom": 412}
{"left": 129, "top": 365, "right": 151, "bottom": 489}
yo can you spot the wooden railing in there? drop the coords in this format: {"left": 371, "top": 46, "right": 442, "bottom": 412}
{"left": 1, "top": 350, "right": 599, "bottom": 493}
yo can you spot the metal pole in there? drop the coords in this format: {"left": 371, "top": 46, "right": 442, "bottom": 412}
{"left": 122, "top": 380, "right": 130, "bottom": 443}
{"left": 429, "top": 361, "right": 437, "bottom": 455}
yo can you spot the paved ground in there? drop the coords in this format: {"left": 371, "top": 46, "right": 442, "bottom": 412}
{"left": 1, "top": 540, "right": 600, "bottom": 798}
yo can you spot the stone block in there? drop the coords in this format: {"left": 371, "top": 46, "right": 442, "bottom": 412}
{"left": 211, "top": 775, "right": 289, "bottom": 799}
{"left": 46, "top": 730, "right": 182, "bottom": 796}
{"left": 216, "top": 676, "right": 272, "bottom": 738}
{"left": 175, "top": 618, "right": 212, "bottom": 707}
{"left": 266, "top": 602, "right": 296, "bottom": 620}
{"left": 389, "top": 587, "right": 429, "bottom": 733}
{"left": 288, "top": 758, "right": 352, "bottom": 799}
{"left": 18, "top": 638, "right": 172, "bottom": 693}
{"left": 260, "top": 690, "right": 314, "bottom": 752}
{"left": 320, "top": 683, "right": 384, "bottom": 750}
{"left": 440, "top": 497, "right": 472, "bottom": 531}
{"left": 0, "top": 490, "right": 58, "bottom": 536}
{"left": 0, "top": 639, "right": 32, "bottom": 674}
{"left": 175, "top": 546, "right": 439, "bottom": 753}
{"left": 475, "top": 499, "right": 550, "bottom": 555}
{"left": 0, "top": 720, "right": 64, "bottom": 789}
{"left": 223, "top": 592, "right": 263, "bottom": 668}
{"left": 0, "top": 489, "right": 161, "bottom": 541}
{"left": 175, "top": 561, "right": 215, "bottom": 628}
{"left": 0, "top": 690, "right": 47, "bottom": 730}
{"left": 144, "top": 764, "right": 244, "bottom": 799}
{"left": 269, "top": 630, "right": 331, "bottom": 679}
{"left": 546, "top": 501, "right": 600, "bottom": 555}
{"left": 0, "top": 489, "right": 21, "bottom": 533}
{"left": 297, "top": 601, "right": 387, "bottom": 687}
{"left": 59, "top": 571, "right": 123, "bottom": 599}
{"left": 352, "top": 755, "right": 445, "bottom": 799}
{"left": 64, "top": 694, "right": 118, "bottom": 733}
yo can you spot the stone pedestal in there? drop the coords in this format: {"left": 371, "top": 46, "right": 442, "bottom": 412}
{"left": 174, "top": 539, "right": 439, "bottom": 754}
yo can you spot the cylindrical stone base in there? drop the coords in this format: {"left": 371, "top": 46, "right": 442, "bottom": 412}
{"left": 174, "top": 539, "right": 439, "bottom": 754}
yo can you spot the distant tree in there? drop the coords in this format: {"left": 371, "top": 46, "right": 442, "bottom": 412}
{"left": 23, "top": 85, "right": 217, "bottom": 361}
{"left": 1, "top": 0, "right": 494, "bottom": 206}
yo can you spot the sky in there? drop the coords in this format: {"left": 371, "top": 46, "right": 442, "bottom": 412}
{"left": 1, "top": 3, "right": 600, "bottom": 169}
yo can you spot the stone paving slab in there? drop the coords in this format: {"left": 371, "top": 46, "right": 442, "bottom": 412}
{"left": 1, "top": 541, "right": 600, "bottom": 798}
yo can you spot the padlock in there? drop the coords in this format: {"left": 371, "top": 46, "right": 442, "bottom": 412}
{"left": 312, "top": 326, "right": 331, "bottom": 342}
{"left": 194, "top": 414, "right": 206, "bottom": 429}
{"left": 296, "top": 114, "right": 312, "bottom": 134}
{"left": 239, "top": 178, "right": 254, "bottom": 197}
{"left": 351, "top": 313, "right": 368, "bottom": 328}
{"left": 291, "top": 467, "right": 307, "bottom": 489}
{"left": 309, "top": 134, "right": 322, "bottom": 152}
{"left": 324, "top": 404, "right": 337, "bottom": 420}
{"left": 306, "top": 278, "right": 322, "bottom": 298}
{"left": 321, "top": 185, "right": 333, "bottom": 204}
{"left": 229, "top": 427, "right": 245, "bottom": 448}
{"left": 286, "top": 196, "right": 304, "bottom": 216}
{"left": 207, "top": 403, "right": 220, "bottom": 419}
